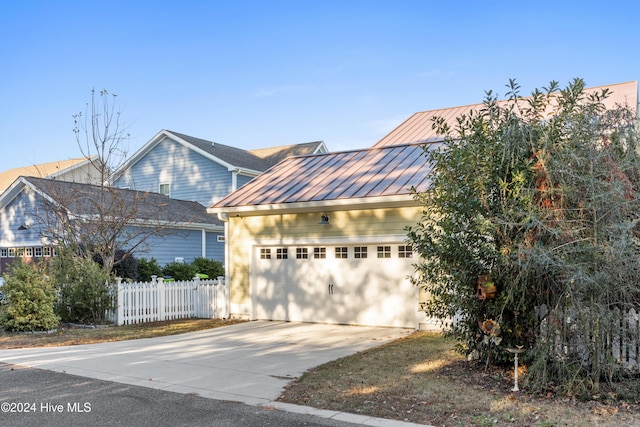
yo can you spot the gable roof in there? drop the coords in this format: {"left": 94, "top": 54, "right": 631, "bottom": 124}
{"left": 0, "top": 158, "right": 96, "bottom": 195}
{"left": 374, "top": 81, "right": 639, "bottom": 148}
{"left": 113, "top": 129, "right": 327, "bottom": 181}
{"left": 210, "top": 142, "right": 438, "bottom": 215}
{"left": 1, "top": 176, "right": 222, "bottom": 230}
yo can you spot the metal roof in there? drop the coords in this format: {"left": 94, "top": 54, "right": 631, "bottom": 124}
{"left": 212, "top": 142, "right": 439, "bottom": 210}
{"left": 375, "top": 81, "right": 639, "bottom": 148}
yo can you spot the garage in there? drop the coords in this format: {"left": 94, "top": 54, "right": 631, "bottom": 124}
{"left": 252, "top": 240, "right": 419, "bottom": 328}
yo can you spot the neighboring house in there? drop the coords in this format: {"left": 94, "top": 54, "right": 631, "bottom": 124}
{"left": 112, "top": 130, "right": 328, "bottom": 208}
{"left": 0, "top": 176, "right": 222, "bottom": 275}
{"left": 0, "top": 157, "right": 102, "bottom": 195}
{"left": 375, "top": 81, "right": 638, "bottom": 148}
{"left": 208, "top": 80, "right": 638, "bottom": 330}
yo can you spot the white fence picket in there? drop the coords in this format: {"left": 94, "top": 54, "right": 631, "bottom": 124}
{"left": 112, "top": 275, "right": 227, "bottom": 326}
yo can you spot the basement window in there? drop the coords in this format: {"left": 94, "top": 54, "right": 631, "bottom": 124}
{"left": 276, "top": 248, "right": 288, "bottom": 259}
{"left": 296, "top": 248, "right": 308, "bottom": 259}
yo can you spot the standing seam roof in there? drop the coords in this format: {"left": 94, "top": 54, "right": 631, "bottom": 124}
{"left": 213, "top": 143, "right": 438, "bottom": 209}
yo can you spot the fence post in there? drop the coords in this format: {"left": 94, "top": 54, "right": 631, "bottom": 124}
{"left": 193, "top": 275, "right": 201, "bottom": 318}
{"left": 116, "top": 277, "right": 124, "bottom": 326}
{"left": 156, "top": 276, "right": 165, "bottom": 322}
{"left": 218, "top": 276, "right": 227, "bottom": 319}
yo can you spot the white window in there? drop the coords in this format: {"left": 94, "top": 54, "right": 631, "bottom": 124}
{"left": 25, "top": 247, "right": 33, "bottom": 257}
{"left": 260, "top": 248, "right": 271, "bottom": 259}
{"left": 296, "top": 248, "right": 308, "bottom": 259}
{"left": 335, "top": 247, "right": 348, "bottom": 259}
{"left": 377, "top": 246, "right": 391, "bottom": 258}
{"left": 8, "top": 248, "right": 15, "bottom": 257}
{"left": 398, "top": 245, "right": 413, "bottom": 258}
{"left": 354, "top": 246, "right": 368, "bottom": 259}
{"left": 159, "top": 183, "right": 171, "bottom": 197}
{"left": 313, "top": 247, "right": 326, "bottom": 259}
{"left": 0, "top": 249, "right": 7, "bottom": 258}
{"left": 34, "top": 247, "right": 43, "bottom": 257}
{"left": 217, "top": 235, "right": 225, "bottom": 242}
{"left": 276, "top": 248, "right": 288, "bottom": 259}
{"left": 43, "top": 247, "right": 51, "bottom": 257}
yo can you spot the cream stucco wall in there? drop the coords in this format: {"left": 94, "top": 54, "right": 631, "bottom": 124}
{"left": 225, "top": 205, "right": 427, "bottom": 318}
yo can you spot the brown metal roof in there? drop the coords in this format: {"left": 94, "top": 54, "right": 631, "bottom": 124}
{"left": 374, "top": 81, "right": 639, "bottom": 148}
{"left": 212, "top": 143, "right": 439, "bottom": 209}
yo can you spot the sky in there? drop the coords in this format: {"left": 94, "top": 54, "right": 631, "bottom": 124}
{"left": 1, "top": 0, "right": 638, "bottom": 173}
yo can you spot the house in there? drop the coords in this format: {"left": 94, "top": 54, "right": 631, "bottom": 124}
{"left": 0, "top": 176, "right": 221, "bottom": 275}
{"left": 112, "top": 129, "right": 328, "bottom": 208}
{"left": 208, "top": 80, "right": 638, "bottom": 330}
{"left": 0, "top": 157, "right": 102, "bottom": 195}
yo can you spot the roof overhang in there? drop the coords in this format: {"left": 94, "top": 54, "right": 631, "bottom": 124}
{"left": 207, "top": 194, "right": 421, "bottom": 217}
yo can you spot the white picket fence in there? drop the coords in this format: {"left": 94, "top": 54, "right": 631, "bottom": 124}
{"left": 111, "top": 275, "right": 228, "bottom": 326}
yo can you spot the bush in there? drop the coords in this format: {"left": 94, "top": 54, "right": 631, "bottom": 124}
{"left": 162, "top": 261, "right": 197, "bottom": 281}
{"left": 51, "top": 249, "right": 113, "bottom": 324}
{"left": 192, "top": 257, "right": 224, "bottom": 278}
{"left": 0, "top": 259, "right": 59, "bottom": 332}
{"left": 137, "top": 257, "right": 163, "bottom": 282}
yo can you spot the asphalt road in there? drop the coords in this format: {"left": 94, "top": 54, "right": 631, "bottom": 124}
{"left": 0, "top": 363, "right": 359, "bottom": 427}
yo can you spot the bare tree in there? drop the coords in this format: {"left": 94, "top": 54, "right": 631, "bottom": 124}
{"left": 73, "top": 88, "right": 130, "bottom": 185}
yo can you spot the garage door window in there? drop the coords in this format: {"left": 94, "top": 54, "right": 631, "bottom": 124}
{"left": 313, "top": 247, "right": 326, "bottom": 259}
{"left": 335, "top": 247, "right": 348, "bottom": 259}
{"left": 296, "top": 248, "right": 308, "bottom": 259}
{"left": 377, "top": 246, "right": 391, "bottom": 258}
{"left": 398, "top": 245, "right": 413, "bottom": 258}
{"left": 260, "top": 248, "right": 271, "bottom": 259}
{"left": 276, "top": 248, "right": 288, "bottom": 259}
{"left": 354, "top": 246, "right": 368, "bottom": 258}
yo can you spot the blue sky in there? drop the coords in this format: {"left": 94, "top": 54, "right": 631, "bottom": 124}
{"left": 1, "top": 0, "right": 638, "bottom": 172}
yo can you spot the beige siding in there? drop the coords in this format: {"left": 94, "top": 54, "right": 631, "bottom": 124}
{"left": 226, "top": 205, "right": 423, "bottom": 308}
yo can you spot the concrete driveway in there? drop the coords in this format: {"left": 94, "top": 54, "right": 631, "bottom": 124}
{"left": 0, "top": 321, "right": 412, "bottom": 406}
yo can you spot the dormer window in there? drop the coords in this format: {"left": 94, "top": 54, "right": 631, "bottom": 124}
{"left": 159, "top": 183, "right": 171, "bottom": 197}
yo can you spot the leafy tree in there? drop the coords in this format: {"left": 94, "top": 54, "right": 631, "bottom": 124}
{"left": 0, "top": 259, "right": 59, "bottom": 332}
{"left": 407, "top": 79, "right": 640, "bottom": 395}
{"left": 137, "top": 257, "right": 163, "bottom": 282}
{"left": 50, "top": 247, "right": 113, "bottom": 324}
{"left": 192, "top": 257, "right": 224, "bottom": 278}
{"left": 162, "top": 261, "right": 197, "bottom": 281}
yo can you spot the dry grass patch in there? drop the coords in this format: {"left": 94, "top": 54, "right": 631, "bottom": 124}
{"left": 279, "top": 331, "right": 640, "bottom": 427}
{"left": 0, "top": 318, "right": 244, "bottom": 349}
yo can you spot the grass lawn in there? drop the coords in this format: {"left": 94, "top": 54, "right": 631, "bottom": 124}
{"left": 279, "top": 331, "right": 640, "bottom": 427}
{"left": 0, "top": 318, "right": 243, "bottom": 349}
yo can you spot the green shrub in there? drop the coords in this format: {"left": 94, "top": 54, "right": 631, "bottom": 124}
{"left": 192, "top": 257, "right": 224, "bottom": 279}
{"left": 51, "top": 249, "right": 113, "bottom": 324}
{"left": 162, "top": 261, "right": 197, "bottom": 281}
{"left": 0, "top": 259, "right": 59, "bottom": 332}
{"left": 136, "top": 257, "right": 163, "bottom": 282}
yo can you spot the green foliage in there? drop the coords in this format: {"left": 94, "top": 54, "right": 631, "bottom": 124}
{"left": 191, "top": 257, "right": 224, "bottom": 278}
{"left": 407, "top": 78, "right": 640, "bottom": 394}
{"left": 51, "top": 248, "right": 114, "bottom": 324}
{"left": 162, "top": 261, "right": 197, "bottom": 281}
{"left": 0, "top": 259, "right": 59, "bottom": 332}
{"left": 136, "top": 257, "right": 163, "bottom": 282}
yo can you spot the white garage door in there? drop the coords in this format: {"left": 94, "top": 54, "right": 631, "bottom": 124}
{"left": 253, "top": 242, "right": 418, "bottom": 328}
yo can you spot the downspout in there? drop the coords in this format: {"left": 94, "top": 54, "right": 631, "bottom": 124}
{"left": 231, "top": 169, "right": 239, "bottom": 192}
{"left": 201, "top": 229, "right": 206, "bottom": 258}
{"left": 217, "top": 212, "right": 230, "bottom": 319}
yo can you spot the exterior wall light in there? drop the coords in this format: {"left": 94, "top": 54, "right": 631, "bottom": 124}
{"left": 318, "top": 213, "right": 330, "bottom": 225}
